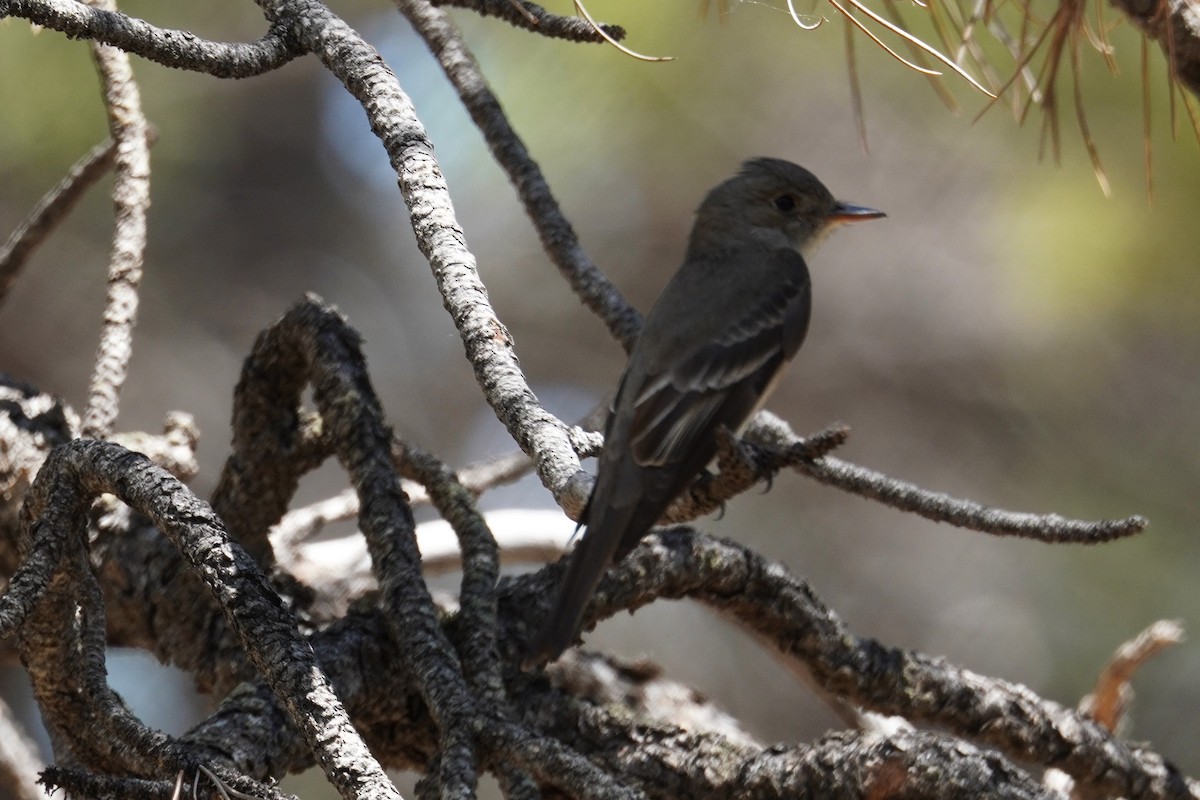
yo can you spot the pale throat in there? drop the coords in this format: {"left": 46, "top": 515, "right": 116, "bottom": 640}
{"left": 799, "top": 220, "right": 842, "bottom": 260}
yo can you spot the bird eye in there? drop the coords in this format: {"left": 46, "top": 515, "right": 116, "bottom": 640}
{"left": 773, "top": 194, "right": 796, "bottom": 212}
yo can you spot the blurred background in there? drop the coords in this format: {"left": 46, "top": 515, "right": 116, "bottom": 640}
{"left": 2, "top": 0, "right": 1199, "bottom": 793}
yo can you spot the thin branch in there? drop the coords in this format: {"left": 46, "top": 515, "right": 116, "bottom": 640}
{"left": 429, "top": 0, "right": 627, "bottom": 43}
{"left": 260, "top": 0, "right": 587, "bottom": 516}
{"left": 1081, "top": 620, "right": 1185, "bottom": 733}
{"left": 0, "top": 135, "right": 145, "bottom": 307}
{"left": 662, "top": 423, "right": 851, "bottom": 523}
{"left": 81, "top": 0, "right": 152, "bottom": 439}
{"left": 745, "top": 411, "right": 1145, "bottom": 542}
{"left": 399, "top": 445, "right": 545, "bottom": 798}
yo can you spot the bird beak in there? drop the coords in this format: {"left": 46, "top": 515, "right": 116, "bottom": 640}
{"left": 828, "top": 202, "right": 885, "bottom": 224}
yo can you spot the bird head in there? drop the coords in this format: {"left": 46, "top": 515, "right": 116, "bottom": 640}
{"left": 692, "top": 157, "right": 884, "bottom": 256}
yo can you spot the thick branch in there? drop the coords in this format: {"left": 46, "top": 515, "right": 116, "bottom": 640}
{"left": 556, "top": 529, "right": 1195, "bottom": 800}
{"left": 7, "top": 440, "right": 400, "bottom": 800}
{"left": 256, "top": 0, "right": 587, "bottom": 511}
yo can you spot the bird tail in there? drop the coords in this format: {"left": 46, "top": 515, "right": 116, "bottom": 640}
{"left": 523, "top": 497, "right": 650, "bottom": 668}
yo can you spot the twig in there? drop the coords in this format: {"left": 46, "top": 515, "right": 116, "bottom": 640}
{"left": 0, "top": 136, "right": 140, "bottom": 306}
{"left": 429, "top": 0, "right": 627, "bottom": 43}
{"left": 1081, "top": 620, "right": 1185, "bottom": 733}
{"left": 746, "top": 411, "right": 1145, "bottom": 542}
{"left": 81, "top": 0, "right": 152, "bottom": 440}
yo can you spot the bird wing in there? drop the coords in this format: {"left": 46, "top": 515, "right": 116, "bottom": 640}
{"left": 628, "top": 249, "right": 812, "bottom": 468}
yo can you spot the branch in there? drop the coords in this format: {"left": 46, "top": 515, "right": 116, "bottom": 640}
{"left": 429, "top": 0, "right": 626, "bottom": 44}
{"left": 0, "top": 136, "right": 135, "bottom": 306}
{"left": 81, "top": 0, "right": 152, "bottom": 439}
{"left": 546, "top": 528, "right": 1195, "bottom": 800}
{"left": 251, "top": 0, "right": 588, "bottom": 514}
{"left": 4, "top": 440, "right": 400, "bottom": 799}
{"left": 399, "top": 0, "right": 643, "bottom": 352}
{"left": 0, "top": 0, "right": 302, "bottom": 78}
{"left": 746, "top": 411, "right": 1145, "bottom": 542}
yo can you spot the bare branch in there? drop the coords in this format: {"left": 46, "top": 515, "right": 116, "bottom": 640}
{"left": 81, "top": 0, "right": 152, "bottom": 439}
{"left": 563, "top": 529, "right": 1195, "bottom": 800}
{"left": 252, "top": 0, "right": 587, "bottom": 516}
{"left": 1, "top": 137, "right": 128, "bottom": 306}
{"left": 397, "top": 0, "right": 644, "bottom": 352}
{"left": 10, "top": 439, "right": 401, "bottom": 799}
{"left": 429, "top": 0, "right": 627, "bottom": 43}
{"left": 1081, "top": 620, "right": 1186, "bottom": 733}
{"left": 746, "top": 411, "right": 1145, "bottom": 542}
{"left": 0, "top": 0, "right": 301, "bottom": 78}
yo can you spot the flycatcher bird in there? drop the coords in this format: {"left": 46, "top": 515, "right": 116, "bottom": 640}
{"left": 527, "top": 158, "right": 884, "bottom": 665}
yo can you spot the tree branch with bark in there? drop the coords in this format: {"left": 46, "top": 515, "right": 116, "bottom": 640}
{"left": 0, "top": 0, "right": 1193, "bottom": 798}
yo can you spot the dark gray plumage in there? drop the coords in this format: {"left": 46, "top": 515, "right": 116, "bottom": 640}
{"left": 526, "top": 158, "right": 884, "bottom": 665}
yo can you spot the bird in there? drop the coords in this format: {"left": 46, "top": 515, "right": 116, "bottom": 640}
{"left": 526, "top": 158, "right": 884, "bottom": 665}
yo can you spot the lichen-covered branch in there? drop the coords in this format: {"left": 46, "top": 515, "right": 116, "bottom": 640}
{"left": 0, "top": 0, "right": 302, "bottom": 77}
{"left": 398, "top": 0, "right": 643, "bottom": 352}
{"left": 746, "top": 411, "right": 1146, "bottom": 542}
{"left": 0, "top": 138, "right": 123, "bottom": 306}
{"left": 79, "top": 0, "right": 151, "bottom": 439}
{"left": 543, "top": 528, "right": 1194, "bottom": 800}
{"left": 429, "top": 0, "right": 626, "bottom": 44}
{"left": 6, "top": 439, "right": 399, "bottom": 799}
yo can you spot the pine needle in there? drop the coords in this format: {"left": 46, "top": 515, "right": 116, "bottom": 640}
{"left": 845, "top": 14, "right": 870, "bottom": 152}
{"left": 833, "top": 0, "right": 995, "bottom": 95}
{"left": 1142, "top": 36, "right": 1154, "bottom": 203}
{"left": 574, "top": 0, "right": 674, "bottom": 61}
{"left": 1072, "top": 27, "right": 1111, "bottom": 196}
{"left": 828, "top": 0, "right": 945, "bottom": 75}
{"left": 881, "top": 0, "right": 959, "bottom": 109}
